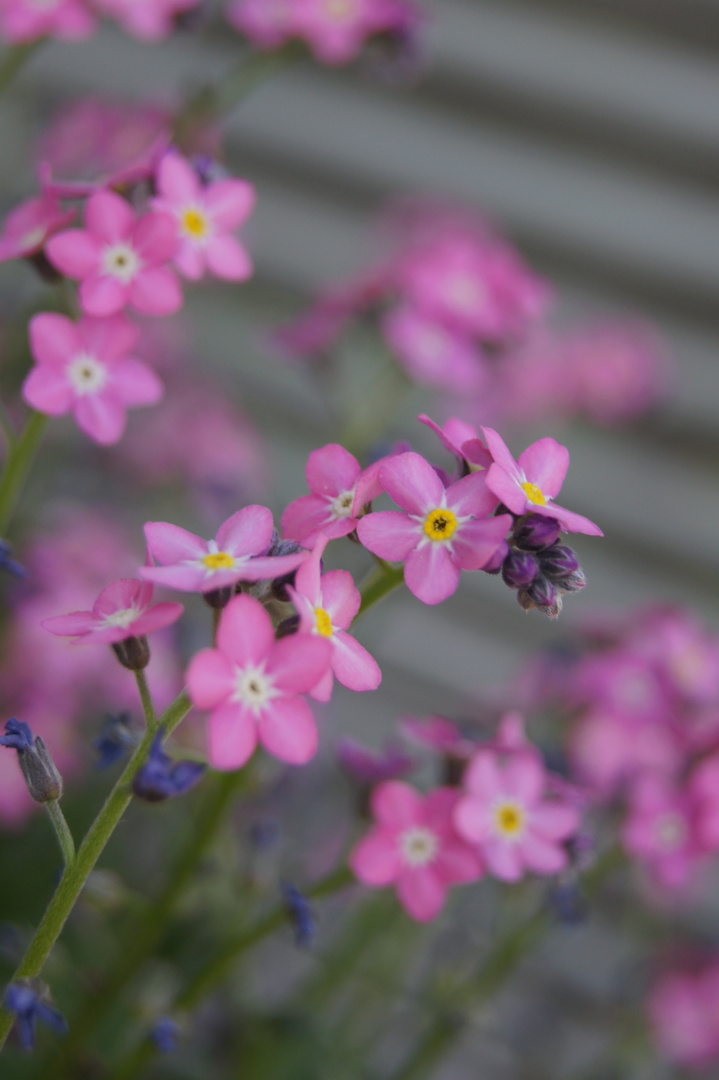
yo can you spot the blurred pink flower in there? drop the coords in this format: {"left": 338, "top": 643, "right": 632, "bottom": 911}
{"left": 621, "top": 773, "right": 702, "bottom": 890}
{"left": 93, "top": 0, "right": 203, "bottom": 39}
{"left": 42, "top": 579, "right": 183, "bottom": 645}
{"left": 0, "top": 0, "right": 95, "bottom": 43}
{"left": 382, "top": 306, "right": 487, "bottom": 392}
{"left": 226, "top": 0, "right": 297, "bottom": 47}
{"left": 649, "top": 964, "right": 719, "bottom": 1069}
{"left": 0, "top": 194, "right": 75, "bottom": 264}
{"left": 294, "top": 0, "right": 409, "bottom": 65}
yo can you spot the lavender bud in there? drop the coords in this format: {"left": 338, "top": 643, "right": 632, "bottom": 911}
{"left": 513, "top": 514, "right": 561, "bottom": 551}
{"left": 502, "top": 550, "right": 539, "bottom": 589}
{"left": 538, "top": 544, "right": 580, "bottom": 580}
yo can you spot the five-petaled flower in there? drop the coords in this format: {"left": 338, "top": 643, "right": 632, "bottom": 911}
{"left": 41, "top": 579, "right": 183, "bottom": 644}
{"left": 282, "top": 443, "right": 385, "bottom": 547}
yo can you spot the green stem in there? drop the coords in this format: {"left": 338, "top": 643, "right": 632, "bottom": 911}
{"left": 0, "top": 40, "right": 43, "bottom": 97}
{"left": 0, "top": 410, "right": 47, "bottom": 535}
{"left": 357, "top": 562, "right": 405, "bottom": 617}
{"left": 0, "top": 689, "right": 193, "bottom": 1054}
{"left": 133, "top": 669, "right": 157, "bottom": 731}
{"left": 44, "top": 800, "right": 75, "bottom": 868}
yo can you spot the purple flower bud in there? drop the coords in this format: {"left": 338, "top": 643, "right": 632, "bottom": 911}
{"left": 0, "top": 719, "right": 63, "bottom": 803}
{"left": 502, "top": 550, "right": 540, "bottom": 589}
{"left": 513, "top": 514, "right": 561, "bottom": 551}
{"left": 132, "top": 733, "right": 205, "bottom": 803}
{"left": 4, "top": 980, "right": 67, "bottom": 1050}
{"left": 527, "top": 575, "right": 556, "bottom": 608}
{"left": 281, "top": 883, "right": 316, "bottom": 948}
{"left": 558, "top": 569, "right": 587, "bottom": 594}
{"left": 538, "top": 544, "right": 580, "bottom": 579}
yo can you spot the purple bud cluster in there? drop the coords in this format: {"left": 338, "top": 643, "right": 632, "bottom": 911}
{"left": 501, "top": 514, "right": 586, "bottom": 620}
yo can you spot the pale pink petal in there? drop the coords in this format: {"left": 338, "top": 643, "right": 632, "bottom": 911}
{"left": 45, "top": 230, "right": 100, "bottom": 278}
{"left": 293, "top": 536, "right": 326, "bottom": 608}
{"left": 111, "top": 360, "right": 163, "bottom": 407}
{"left": 371, "top": 781, "right": 422, "bottom": 828}
{"left": 266, "top": 635, "right": 331, "bottom": 694}
{"left": 380, "top": 452, "right": 443, "bottom": 516}
{"left": 349, "top": 828, "right": 401, "bottom": 885}
{"left": 309, "top": 666, "right": 334, "bottom": 702}
{"left": 208, "top": 701, "right": 258, "bottom": 770}
{"left": 404, "top": 543, "right": 460, "bottom": 605}
{"left": 205, "top": 179, "right": 257, "bottom": 229}
{"left": 454, "top": 797, "right": 492, "bottom": 844}
{"left": 520, "top": 834, "right": 568, "bottom": 875}
{"left": 282, "top": 494, "right": 337, "bottom": 544}
{"left": 306, "top": 443, "right": 360, "bottom": 497}
{"left": 94, "top": 578, "right": 151, "bottom": 615}
{"left": 217, "top": 594, "right": 275, "bottom": 667}
{"left": 143, "top": 521, "right": 207, "bottom": 564}
{"left": 216, "top": 505, "right": 274, "bottom": 558}
{"left": 483, "top": 838, "right": 524, "bottom": 882}
{"left": 533, "top": 503, "right": 604, "bottom": 537}
{"left": 157, "top": 151, "right": 201, "bottom": 204}
{"left": 503, "top": 755, "right": 544, "bottom": 803}
{"left": 130, "top": 602, "right": 184, "bottom": 637}
{"left": 396, "top": 866, "right": 446, "bottom": 921}
{"left": 320, "top": 569, "right": 359, "bottom": 627}
{"left": 450, "top": 516, "right": 511, "bottom": 572}
{"left": 518, "top": 437, "right": 569, "bottom": 498}
{"left": 22, "top": 367, "right": 73, "bottom": 415}
{"left": 258, "top": 695, "right": 318, "bottom": 764}
{"left": 129, "top": 267, "right": 183, "bottom": 316}
{"left": 485, "top": 462, "right": 526, "bottom": 515}
{"left": 330, "top": 631, "right": 381, "bottom": 692}
{"left": 140, "top": 564, "right": 209, "bottom": 592}
{"left": 353, "top": 458, "right": 386, "bottom": 510}
{"left": 480, "top": 427, "right": 523, "bottom": 483}
{"left": 79, "top": 314, "right": 139, "bottom": 362}
{"left": 356, "top": 511, "right": 419, "bottom": 561}
{"left": 445, "top": 471, "right": 499, "bottom": 519}
{"left": 530, "top": 802, "right": 580, "bottom": 840}
{"left": 41, "top": 611, "right": 96, "bottom": 636}
{"left": 132, "top": 212, "right": 178, "bottom": 263}
{"left": 74, "top": 393, "right": 126, "bottom": 444}
{"left": 205, "top": 235, "right": 253, "bottom": 281}
{"left": 86, "top": 190, "right": 135, "bottom": 243}
{"left": 234, "top": 551, "right": 308, "bottom": 583}
{"left": 174, "top": 241, "right": 205, "bottom": 280}
{"left": 29, "top": 313, "right": 80, "bottom": 368}
{"left": 463, "top": 751, "right": 503, "bottom": 800}
{"left": 435, "top": 843, "right": 484, "bottom": 884}
{"left": 187, "top": 648, "right": 236, "bottom": 708}
{"left": 80, "top": 274, "right": 127, "bottom": 317}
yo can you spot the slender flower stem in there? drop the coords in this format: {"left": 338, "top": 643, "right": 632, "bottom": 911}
{"left": 0, "top": 40, "right": 44, "bottom": 97}
{"left": 357, "top": 562, "right": 405, "bottom": 617}
{"left": 44, "top": 801, "right": 75, "bottom": 868}
{"left": 133, "top": 669, "right": 157, "bottom": 731}
{"left": 0, "top": 689, "right": 193, "bottom": 1054}
{"left": 0, "top": 410, "right": 47, "bottom": 535}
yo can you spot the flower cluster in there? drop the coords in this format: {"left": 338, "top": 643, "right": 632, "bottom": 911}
{"left": 0, "top": 0, "right": 204, "bottom": 44}
{"left": 649, "top": 960, "right": 719, "bottom": 1070}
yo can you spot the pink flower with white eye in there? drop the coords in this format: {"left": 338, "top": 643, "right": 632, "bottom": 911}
{"left": 293, "top": 0, "right": 401, "bottom": 65}
{"left": 186, "top": 594, "right": 331, "bottom": 769}
{"left": 382, "top": 306, "right": 487, "bottom": 393}
{"left": 92, "top": 0, "right": 203, "bottom": 40}
{"left": 141, "top": 506, "right": 307, "bottom": 594}
{"left": 481, "top": 426, "right": 603, "bottom": 537}
{"left": 41, "top": 579, "right": 183, "bottom": 645}
{"left": 649, "top": 965, "right": 719, "bottom": 1069}
{"left": 0, "top": 194, "right": 75, "bottom": 264}
{"left": 356, "top": 451, "right": 512, "bottom": 606}
{"left": 23, "top": 312, "right": 163, "bottom": 445}
{"left": 46, "top": 189, "right": 181, "bottom": 318}
{"left": 0, "top": 0, "right": 95, "bottom": 44}
{"left": 349, "top": 781, "right": 483, "bottom": 922}
{"left": 288, "top": 536, "right": 381, "bottom": 701}
{"left": 151, "top": 151, "right": 256, "bottom": 282}
{"left": 226, "top": 0, "right": 297, "bottom": 47}
{"left": 621, "top": 774, "right": 701, "bottom": 890}
{"left": 454, "top": 748, "right": 580, "bottom": 882}
{"left": 281, "top": 443, "right": 385, "bottom": 547}
{"left": 418, "top": 413, "right": 492, "bottom": 475}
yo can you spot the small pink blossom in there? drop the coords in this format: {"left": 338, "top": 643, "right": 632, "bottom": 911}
{"left": 0, "top": 0, "right": 95, "bottom": 44}
{"left": 382, "top": 306, "right": 487, "bottom": 393}
{"left": 23, "top": 312, "right": 163, "bottom": 445}
{"left": 46, "top": 189, "right": 181, "bottom": 317}
{"left": 151, "top": 151, "right": 256, "bottom": 282}
{"left": 186, "top": 593, "right": 331, "bottom": 769}
{"left": 621, "top": 774, "right": 702, "bottom": 890}
{"left": 649, "top": 964, "right": 719, "bottom": 1069}
{"left": 226, "top": 0, "right": 297, "bottom": 47}
{"left": 349, "top": 781, "right": 483, "bottom": 921}
{"left": 569, "top": 707, "right": 680, "bottom": 797}
{"left": 356, "top": 451, "right": 512, "bottom": 605}
{"left": 293, "top": 0, "right": 404, "bottom": 65}
{"left": 481, "top": 426, "right": 603, "bottom": 536}
{"left": 282, "top": 443, "right": 385, "bottom": 547}
{"left": 41, "top": 579, "right": 183, "bottom": 645}
{"left": 454, "top": 748, "right": 580, "bottom": 882}
{"left": 141, "top": 506, "right": 307, "bottom": 594}
{"left": 418, "top": 413, "right": 492, "bottom": 474}
{"left": 288, "top": 537, "right": 381, "bottom": 701}
{"left": 0, "top": 194, "right": 75, "bottom": 264}
{"left": 92, "top": 0, "right": 203, "bottom": 40}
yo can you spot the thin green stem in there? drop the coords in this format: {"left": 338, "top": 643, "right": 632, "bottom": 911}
{"left": 0, "top": 410, "right": 47, "bottom": 535}
{"left": 0, "top": 40, "right": 43, "bottom": 97}
{"left": 357, "top": 562, "right": 405, "bottom": 617}
{"left": 44, "top": 800, "right": 75, "bottom": 868}
{"left": 133, "top": 669, "right": 157, "bottom": 731}
{"left": 0, "top": 689, "right": 193, "bottom": 1053}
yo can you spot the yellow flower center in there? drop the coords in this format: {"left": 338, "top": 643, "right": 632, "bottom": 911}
{"left": 423, "top": 508, "right": 457, "bottom": 542}
{"left": 314, "top": 608, "right": 333, "bottom": 637}
{"left": 521, "top": 482, "right": 546, "bottom": 506}
{"left": 181, "top": 207, "right": 209, "bottom": 240}
{"left": 203, "top": 552, "right": 234, "bottom": 570}
{"left": 493, "top": 800, "right": 526, "bottom": 839}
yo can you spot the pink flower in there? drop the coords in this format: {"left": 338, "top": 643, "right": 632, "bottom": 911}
{"left": 0, "top": 0, "right": 95, "bottom": 44}
{"left": 282, "top": 443, "right": 385, "bottom": 547}
{"left": 23, "top": 312, "right": 163, "bottom": 445}
{"left": 649, "top": 965, "right": 719, "bottom": 1069}
{"left": 151, "top": 151, "right": 256, "bottom": 282}
{"left": 349, "top": 781, "right": 483, "bottom": 921}
{"left": 41, "top": 579, "right": 183, "bottom": 645}
{"left": 226, "top": 0, "right": 297, "bottom": 47}
{"left": 336, "top": 738, "right": 413, "bottom": 783}
{"left": 454, "top": 748, "right": 580, "bottom": 882}
{"left": 0, "top": 194, "right": 75, "bottom": 264}
{"left": 569, "top": 707, "right": 680, "bottom": 797}
{"left": 689, "top": 754, "right": 719, "bottom": 852}
{"left": 186, "top": 594, "right": 331, "bottom": 769}
{"left": 293, "top": 0, "right": 403, "bottom": 65}
{"left": 288, "top": 537, "right": 381, "bottom": 700}
{"left": 46, "top": 189, "right": 181, "bottom": 317}
{"left": 418, "top": 413, "right": 492, "bottom": 474}
{"left": 141, "top": 506, "right": 307, "bottom": 594}
{"left": 92, "top": 0, "right": 203, "bottom": 39}
{"left": 356, "top": 451, "right": 512, "bottom": 605}
{"left": 481, "top": 426, "right": 603, "bottom": 536}
{"left": 382, "top": 306, "right": 487, "bottom": 392}
{"left": 621, "top": 774, "right": 702, "bottom": 890}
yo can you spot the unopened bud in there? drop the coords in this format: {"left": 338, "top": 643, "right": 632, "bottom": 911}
{"left": 502, "top": 550, "right": 539, "bottom": 588}
{"left": 558, "top": 569, "right": 587, "bottom": 594}
{"left": 276, "top": 614, "right": 300, "bottom": 639}
{"left": 526, "top": 575, "right": 556, "bottom": 608}
{"left": 112, "top": 635, "right": 150, "bottom": 671}
{"left": 513, "top": 514, "right": 561, "bottom": 551}
{"left": 0, "top": 721, "right": 64, "bottom": 803}
{"left": 538, "top": 544, "right": 580, "bottom": 579}
{"left": 203, "top": 586, "right": 233, "bottom": 610}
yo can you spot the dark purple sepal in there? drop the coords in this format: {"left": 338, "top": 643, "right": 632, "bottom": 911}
{"left": 502, "top": 550, "right": 540, "bottom": 589}
{"left": 513, "top": 513, "right": 561, "bottom": 551}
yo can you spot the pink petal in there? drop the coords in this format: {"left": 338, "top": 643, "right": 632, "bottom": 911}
{"left": 530, "top": 802, "right": 580, "bottom": 841}
{"left": 157, "top": 151, "right": 201, "bottom": 204}
{"left": 111, "top": 360, "right": 163, "bottom": 407}
{"left": 86, "top": 189, "right": 134, "bottom": 243}
{"left": 533, "top": 503, "right": 604, "bottom": 537}
{"left": 258, "top": 695, "right": 318, "bottom": 764}
{"left": 94, "top": 578, "right": 151, "bottom": 615}
{"left": 29, "top": 312, "right": 80, "bottom": 368}
{"left": 45, "top": 230, "right": 100, "bottom": 278}
{"left": 483, "top": 837, "right": 524, "bottom": 882}
{"left": 216, "top": 505, "right": 274, "bottom": 558}
{"left": 520, "top": 834, "right": 568, "bottom": 875}
{"left": 404, "top": 543, "right": 460, "bottom": 605}
{"left": 396, "top": 866, "right": 446, "bottom": 921}
{"left": 306, "top": 443, "right": 360, "bottom": 497}
{"left": 80, "top": 275, "right": 127, "bottom": 317}
{"left": 205, "top": 179, "right": 257, "bottom": 229}
{"left": 267, "top": 635, "right": 331, "bottom": 694}
{"left": 353, "top": 458, "right": 386, "bottom": 510}
{"left": 463, "top": 751, "right": 503, "bottom": 800}
{"left": 435, "top": 842, "right": 484, "bottom": 885}
{"left": 217, "top": 594, "right": 275, "bottom": 666}
{"left": 140, "top": 563, "right": 213, "bottom": 592}
{"left": 281, "top": 494, "right": 336, "bottom": 544}
{"left": 143, "top": 521, "right": 207, "bottom": 564}
{"left": 356, "top": 511, "right": 419, "bottom": 562}
{"left": 22, "top": 367, "right": 73, "bottom": 415}
{"left": 309, "top": 666, "right": 334, "bottom": 702}
{"left": 320, "top": 569, "right": 359, "bottom": 628}
{"left": 330, "top": 631, "right": 381, "bottom": 692}
{"left": 74, "top": 393, "right": 127, "bottom": 445}
{"left": 485, "top": 462, "right": 526, "bottom": 516}
{"left": 371, "top": 781, "right": 422, "bottom": 828}
{"left": 293, "top": 536, "right": 326, "bottom": 608}
{"left": 78, "top": 314, "right": 139, "bottom": 363}
{"left": 480, "top": 427, "right": 523, "bottom": 483}
{"left": 503, "top": 755, "right": 545, "bottom": 803}
{"left": 41, "top": 611, "right": 96, "bottom": 637}
{"left": 205, "top": 235, "right": 253, "bottom": 281}
{"left": 234, "top": 551, "right": 308, "bottom": 583}
{"left": 129, "top": 267, "right": 183, "bottom": 316}
{"left": 132, "top": 212, "right": 178, "bottom": 264}
{"left": 130, "top": 602, "right": 184, "bottom": 637}
{"left": 450, "top": 516, "right": 511, "bottom": 572}
{"left": 187, "top": 648, "right": 236, "bottom": 709}
{"left": 208, "top": 701, "right": 258, "bottom": 770}
{"left": 445, "top": 471, "right": 499, "bottom": 519}
{"left": 349, "top": 828, "right": 400, "bottom": 885}
{"left": 518, "top": 437, "right": 569, "bottom": 498}
{"left": 174, "top": 241, "right": 205, "bottom": 280}
{"left": 380, "top": 452, "right": 444, "bottom": 516}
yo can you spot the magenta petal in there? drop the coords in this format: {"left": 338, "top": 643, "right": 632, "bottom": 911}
{"left": 258, "top": 695, "right": 318, "bottom": 764}
{"left": 29, "top": 312, "right": 79, "bottom": 368}
{"left": 281, "top": 494, "right": 335, "bottom": 544}
{"left": 217, "top": 594, "right": 274, "bottom": 667}
{"left": 503, "top": 755, "right": 544, "bottom": 803}
{"left": 174, "top": 241, "right": 205, "bottom": 280}
{"left": 22, "top": 367, "right": 73, "bottom": 415}
{"left": 356, "top": 511, "right": 419, "bottom": 562}
{"left": 205, "top": 179, "right": 257, "bottom": 228}
{"left": 216, "top": 505, "right": 274, "bottom": 558}
{"left": 74, "top": 393, "right": 126, "bottom": 445}
{"left": 45, "top": 230, "right": 100, "bottom": 278}
{"left": 445, "top": 471, "right": 499, "bottom": 519}
{"left": 371, "top": 781, "right": 422, "bottom": 828}
{"left": 480, "top": 427, "right": 522, "bottom": 482}
{"left": 435, "top": 842, "right": 484, "bottom": 885}
{"left": 483, "top": 838, "right": 524, "bottom": 882}
{"left": 531, "top": 802, "right": 580, "bottom": 840}
{"left": 380, "top": 452, "right": 443, "bottom": 515}
{"left": 293, "top": 537, "right": 326, "bottom": 608}
{"left": 129, "top": 267, "right": 183, "bottom": 316}
{"left": 86, "top": 189, "right": 134, "bottom": 243}
{"left": 157, "top": 152, "right": 200, "bottom": 204}
{"left": 396, "top": 867, "right": 446, "bottom": 921}
{"left": 306, "top": 443, "right": 360, "bottom": 497}
{"left": 208, "top": 701, "right": 258, "bottom": 770}
{"left": 320, "top": 569, "right": 359, "bottom": 628}
{"left": 94, "top": 578, "right": 151, "bottom": 615}
{"left": 140, "top": 565, "right": 209, "bottom": 592}
{"left": 485, "top": 463, "right": 527, "bottom": 515}
{"left": 205, "top": 235, "right": 253, "bottom": 281}
{"left": 309, "top": 666, "right": 334, "bottom": 702}
{"left": 267, "top": 635, "right": 331, "bottom": 694}
{"left": 453, "top": 797, "right": 492, "bottom": 844}
{"left": 79, "top": 314, "right": 139, "bottom": 362}
{"left": 144, "top": 521, "right": 207, "bottom": 564}
{"left": 534, "top": 502, "right": 603, "bottom": 537}
{"left": 353, "top": 458, "right": 385, "bottom": 509}
{"left": 330, "top": 631, "right": 381, "bottom": 692}
{"left": 41, "top": 611, "right": 95, "bottom": 636}
{"left": 112, "top": 360, "right": 163, "bottom": 407}
{"left": 518, "top": 437, "right": 569, "bottom": 498}
{"left": 187, "top": 647, "right": 236, "bottom": 709}
{"left": 450, "top": 516, "right": 511, "bottom": 572}
{"left": 234, "top": 551, "right": 308, "bottom": 583}
{"left": 463, "top": 751, "right": 503, "bottom": 800}
{"left": 80, "top": 275, "right": 126, "bottom": 317}
{"left": 350, "top": 828, "right": 400, "bottom": 886}
{"left": 521, "top": 834, "right": 568, "bottom": 875}
{"left": 404, "top": 543, "right": 460, "bottom": 606}
{"left": 131, "top": 602, "right": 184, "bottom": 636}
{"left": 133, "top": 212, "right": 178, "bottom": 263}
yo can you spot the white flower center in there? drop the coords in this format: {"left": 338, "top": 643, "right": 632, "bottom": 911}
{"left": 399, "top": 826, "right": 439, "bottom": 867}
{"left": 330, "top": 489, "right": 355, "bottom": 519}
{"left": 655, "top": 813, "right": 687, "bottom": 850}
{"left": 445, "top": 273, "right": 486, "bottom": 313}
{"left": 20, "top": 226, "right": 47, "bottom": 251}
{"left": 102, "top": 606, "right": 141, "bottom": 630}
{"left": 67, "top": 353, "right": 107, "bottom": 396}
{"left": 233, "top": 664, "right": 277, "bottom": 715}
{"left": 102, "top": 242, "right": 141, "bottom": 283}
